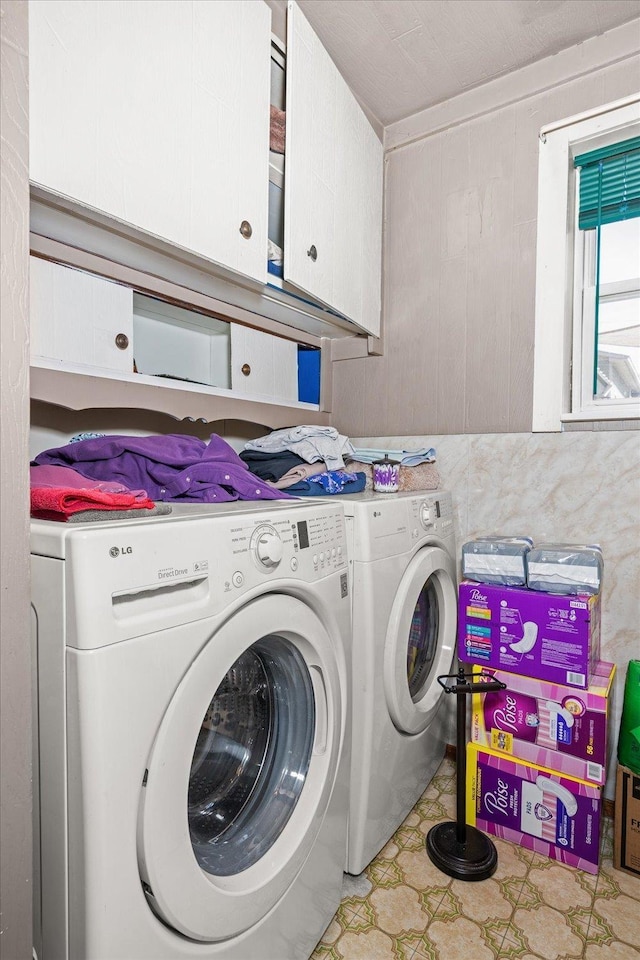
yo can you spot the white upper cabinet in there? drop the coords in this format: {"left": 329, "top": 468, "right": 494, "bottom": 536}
{"left": 284, "top": 1, "right": 383, "bottom": 337}
{"left": 29, "top": 0, "right": 383, "bottom": 340}
{"left": 29, "top": 0, "right": 271, "bottom": 284}
{"left": 30, "top": 257, "right": 133, "bottom": 373}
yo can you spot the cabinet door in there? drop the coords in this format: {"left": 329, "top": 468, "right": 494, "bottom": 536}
{"left": 30, "top": 258, "right": 133, "bottom": 373}
{"left": 230, "top": 327, "right": 298, "bottom": 403}
{"left": 29, "top": 1, "right": 270, "bottom": 284}
{"left": 284, "top": 1, "right": 383, "bottom": 337}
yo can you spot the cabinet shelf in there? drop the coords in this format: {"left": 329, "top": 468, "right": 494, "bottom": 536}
{"left": 30, "top": 363, "right": 329, "bottom": 429}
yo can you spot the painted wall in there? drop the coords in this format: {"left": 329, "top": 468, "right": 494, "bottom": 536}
{"left": 1, "top": 2, "right": 32, "bottom": 957}
{"left": 352, "top": 431, "right": 640, "bottom": 800}
{"left": 331, "top": 24, "right": 640, "bottom": 437}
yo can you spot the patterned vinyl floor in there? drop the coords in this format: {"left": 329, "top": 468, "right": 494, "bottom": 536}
{"left": 311, "top": 758, "right": 640, "bottom": 960}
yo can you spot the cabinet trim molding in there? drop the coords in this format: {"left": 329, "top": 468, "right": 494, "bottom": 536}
{"left": 30, "top": 188, "right": 365, "bottom": 340}
{"left": 30, "top": 364, "right": 330, "bottom": 429}
{"left": 29, "top": 233, "right": 323, "bottom": 348}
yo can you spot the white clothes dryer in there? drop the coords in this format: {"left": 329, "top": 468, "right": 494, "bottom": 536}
{"left": 31, "top": 500, "right": 351, "bottom": 960}
{"left": 340, "top": 491, "right": 457, "bottom": 875}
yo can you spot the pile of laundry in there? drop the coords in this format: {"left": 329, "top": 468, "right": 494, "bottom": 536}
{"left": 30, "top": 432, "right": 293, "bottom": 522}
{"left": 29, "top": 427, "right": 441, "bottom": 522}
{"left": 239, "top": 427, "right": 440, "bottom": 495}
{"left": 241, "top": 426, "right": 365, "bottom": 495}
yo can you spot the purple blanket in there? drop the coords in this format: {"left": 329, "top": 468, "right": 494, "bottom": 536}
{"left": 33, "top": 434, "right": 292, "bottom": 503}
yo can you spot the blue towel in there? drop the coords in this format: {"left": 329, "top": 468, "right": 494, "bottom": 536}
{"left": 350, "top": 447, "right": 436, "bottom": 466}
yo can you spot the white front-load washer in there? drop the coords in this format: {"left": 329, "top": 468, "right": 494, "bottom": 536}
{"left": 340, "top": 491, "right": 457, "bottom": 875}
{"left": 31, "top": 500, "right": 351, "bottom": 960}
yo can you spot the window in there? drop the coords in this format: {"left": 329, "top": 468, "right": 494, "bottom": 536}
{"left": 532, "top": 96, "right": 640, "bottom": 430}
{"left": 573, "top": 139, "right": 640, "bottom": 414}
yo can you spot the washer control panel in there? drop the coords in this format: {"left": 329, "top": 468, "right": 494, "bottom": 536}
{"left": 251, "top": 524, "right": 284, "bottom": 569}
{"left": 229, "top": 505, "right": 347, "bottom": 581}
{"left": 59, "top": 502, "right": 349, "bottom": 645}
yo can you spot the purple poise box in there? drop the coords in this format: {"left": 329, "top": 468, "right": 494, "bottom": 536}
{"left": 458, "top": 581, "right": 601, "bottom": 688}
{"left": 467, "top": 744, "right": 602, "bottom": 874}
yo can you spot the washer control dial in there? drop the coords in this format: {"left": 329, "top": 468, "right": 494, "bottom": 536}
{"left": 252, "top": 525, "right": 284, "bottom": 569}
{"left": 419, "top": 502, "right": 434, "bottom": 529}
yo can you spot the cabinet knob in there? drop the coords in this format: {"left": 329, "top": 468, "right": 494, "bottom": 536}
{"left": 241, "top": 363, "right": 251, "bottom": 376}
{"left": 307, "top": 244, "right": 318, "bottom": 262}
{"left": 239, "top": 220, "right": 253, "bottom": 239}
{"left": 115, "top": 333, "right": 129, "bottom": 350}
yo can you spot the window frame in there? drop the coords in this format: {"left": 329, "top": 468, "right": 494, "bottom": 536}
{"left": 532, "top": 94, "right": 640, "bottom": 431}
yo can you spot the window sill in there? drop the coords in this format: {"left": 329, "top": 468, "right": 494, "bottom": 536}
{"left": 561, "top": 404, "right": 640, "bottom": 423}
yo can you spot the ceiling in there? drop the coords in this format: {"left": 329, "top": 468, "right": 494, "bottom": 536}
{"left": 267, "top": 0, "right": 640, "bottom": 127}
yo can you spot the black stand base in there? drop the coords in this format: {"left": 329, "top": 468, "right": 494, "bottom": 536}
{"left": 426, "top": 822, "right": 498, "bottom": 881}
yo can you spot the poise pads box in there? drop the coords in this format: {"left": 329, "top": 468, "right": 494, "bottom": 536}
{"left": 458, "top": 581, "right": 601, "bottom": 688}
{"left": 471, "top": 661, "right": 616, "bottom": 785}
{"left": 467, "top": 744, "right": 602, "bottom": 873}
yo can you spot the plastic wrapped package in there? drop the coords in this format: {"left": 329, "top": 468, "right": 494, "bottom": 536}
{"left": 461, "top": 536, "right": 533, "bottom": 586}
{"left": 526, "top": 543, "right": 603, "bottom": 595}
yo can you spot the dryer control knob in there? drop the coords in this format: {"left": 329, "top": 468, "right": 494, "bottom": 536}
{"left": 256, "top": 531, "right": 284, "bottom": 568}
{"left": 420, "top": 502, "right": 433, "bottom": 528}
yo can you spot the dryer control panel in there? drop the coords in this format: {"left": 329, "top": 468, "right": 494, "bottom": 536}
{"left": 411, "top": 495, "right": 454, "bottom": 535}
{"left": 348, "top": 491, "right": 455, "bottom": 563}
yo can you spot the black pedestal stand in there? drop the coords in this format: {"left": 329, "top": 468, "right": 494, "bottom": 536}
{"left": 426, "top": 667, "right": 507, "bottom": 881}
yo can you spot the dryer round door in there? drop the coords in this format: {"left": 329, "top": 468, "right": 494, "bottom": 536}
{"left": 137, "top": 594, "right": 343, "bottom": 943}
{"left": 384, "top": 545, "right": 456, "bottom": 735}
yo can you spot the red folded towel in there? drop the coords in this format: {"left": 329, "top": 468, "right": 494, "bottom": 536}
{"left": 31, "top": 486, "right": 155, "bottom": 521}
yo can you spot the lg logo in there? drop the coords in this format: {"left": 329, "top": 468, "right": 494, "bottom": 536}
{"left": 109, "top": 546, "right": 133, "bottom": 558}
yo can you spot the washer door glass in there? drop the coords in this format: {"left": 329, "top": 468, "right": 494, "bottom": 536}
{"left": 188, "top": 636, "right": 314, "bottom": 876}
{"left": 407, "top": 578, "right": 439, "bottom": 702}
{"left": 384, "top": 546, "right": 456, "bottom": 736}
